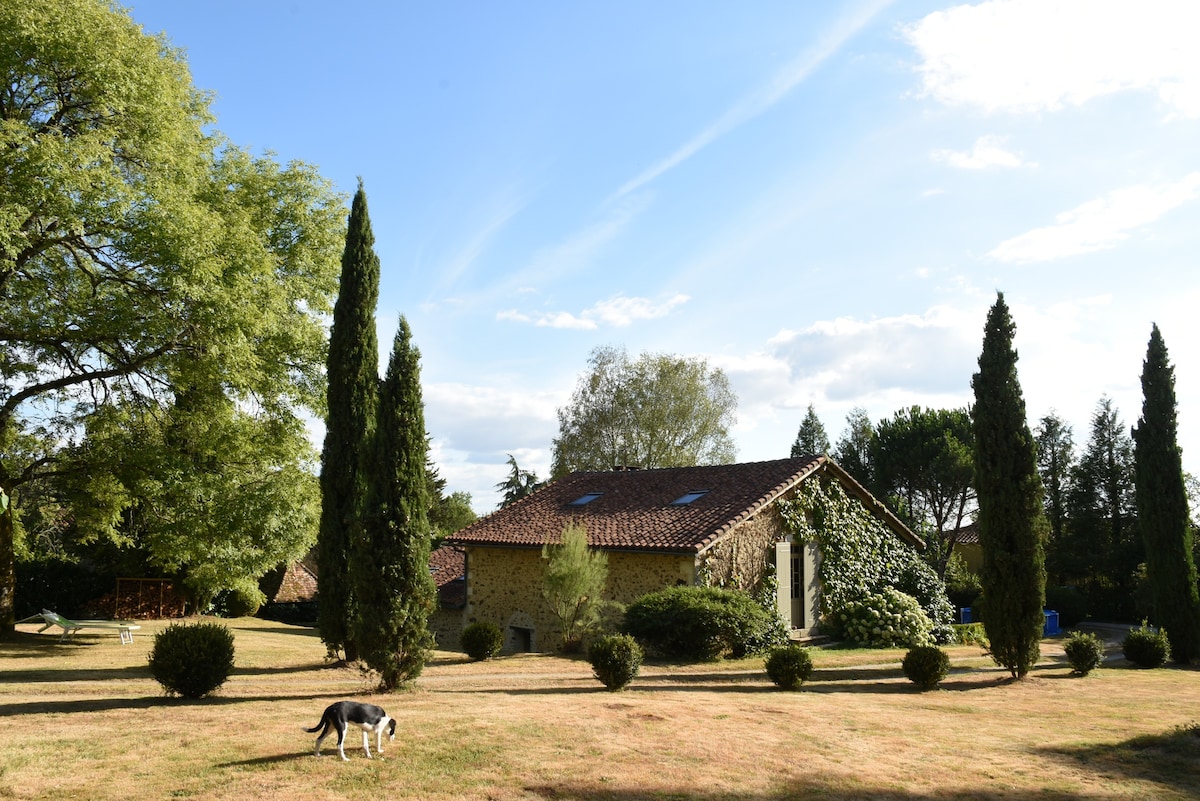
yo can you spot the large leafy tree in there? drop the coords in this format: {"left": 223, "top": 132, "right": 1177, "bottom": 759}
{"left": 790, "top": 403, "right": 830, "bottom": 457}
{"left": 0, "top": 0, "right": 344, "bottom": 632}
{"left": 352, "top": 317, "right": 437, "bottom": 689}
{"left": 971, "top": 293, "right": 1048, "bottom": 679}
{"left": 1133, "top": 324, "right": 1200, "bottom": 664}
{"left": 872, "top": 406, "right": 976, "bottom": 578}
{"left": 60, "top": 382, "right": 320, "bottom": 610}
{"left": 551, "top": 346, "right": 737, "bottom": 477}
{"left": 317, "top": 182, "right": 380, "bottom": 661}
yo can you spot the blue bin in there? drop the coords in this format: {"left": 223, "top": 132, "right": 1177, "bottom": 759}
{"left": 959, "top": 607, "right": 972, "bottom": 624}
{"left": 1043, "top": 609, "right": 1060, "bottom": 636}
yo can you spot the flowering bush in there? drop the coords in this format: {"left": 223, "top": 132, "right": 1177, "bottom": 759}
{"left": 778, "top": 481, "right": 954, "bottom": 644}
{"left": 834, "top": 588, "right": 933, "bottom": 648}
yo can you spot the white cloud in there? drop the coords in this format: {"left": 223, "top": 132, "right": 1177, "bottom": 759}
{"left": 613, "top": 0, "right": 893, "bottom": 199}
{"left": 498, "top": 293, "right": 690, "bottom": 330}
{"left": 906, "top": 0, "right": 1200, "bottom": 117}
{"left": 989, "top": 172, "right": 1200, "bottom": 263}
{"left": 932, "top": 135, "right": 1031, "bottom": 169}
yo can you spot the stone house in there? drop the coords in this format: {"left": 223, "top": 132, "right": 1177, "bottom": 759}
{"left": 444, "top": 455, "right": 920, "bottom": 653}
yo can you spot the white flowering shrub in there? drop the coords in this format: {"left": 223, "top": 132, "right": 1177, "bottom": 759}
{"left": 834, "top": 587, "right": 933, "bottom": 648}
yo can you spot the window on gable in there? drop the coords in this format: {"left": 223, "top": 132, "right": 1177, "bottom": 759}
{"left": 671, "top": 490, "right": 709, "bottom": 506}
{"left": 569, "top": 492, "right": 603, "bottom": 506}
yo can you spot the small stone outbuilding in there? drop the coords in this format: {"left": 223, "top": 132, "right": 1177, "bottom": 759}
{"left": 444, "top": 455, "right": 919, "bottom": 653}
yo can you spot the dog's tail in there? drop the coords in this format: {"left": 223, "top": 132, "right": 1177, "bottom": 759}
{"left": 302, "top": 716, "right": 326, "bottom": 733}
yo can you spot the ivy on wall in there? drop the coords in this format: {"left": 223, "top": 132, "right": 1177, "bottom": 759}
{"left": 778, "top": 477, "right": 954, "bottom": 642}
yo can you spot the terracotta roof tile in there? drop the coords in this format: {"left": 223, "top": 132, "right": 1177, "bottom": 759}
{"left": 430, "top": 545, "right": 466, "bottom": 608}
{"left": 448, "top": 456, "right": 846, "bottom": 554}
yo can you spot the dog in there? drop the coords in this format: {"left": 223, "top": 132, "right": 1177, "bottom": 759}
{"left": 304, "top": 701, "right": 396, "bottom": 761}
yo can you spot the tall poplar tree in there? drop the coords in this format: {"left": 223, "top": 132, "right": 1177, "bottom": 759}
{"left": 353, "top": 317, "right": 437, "bottom": 689}
{"left": 971, "top": 293, "right": 1048, "bottom": 679}
{"left": 317, "top": 182, "right": 380, "bottom": 661}
{"left": 1133, "top": 324, "right": 1200, "bottom": 664}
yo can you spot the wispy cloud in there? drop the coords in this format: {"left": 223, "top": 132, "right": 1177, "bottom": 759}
{"left": 612, "top": 0, "right": 894, "bottom": 200}
{"left": 907, "top": 0, "right": 1200, "bottom": 117}
{"left": 989, "top": 172, "right": 1200, "bottom": 263}
{"left": 431, "top": 190, "right": 527, "bottom": 293}
{"left": 498, "top": 293, "right": 690, "bottom": 330}
{"left": 932, "top": 135, "right": 1032, "bottom": 169}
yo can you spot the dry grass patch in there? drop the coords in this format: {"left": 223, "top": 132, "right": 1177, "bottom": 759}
{"left": 2, "top": 618, "right": 1197, "bottom": 800}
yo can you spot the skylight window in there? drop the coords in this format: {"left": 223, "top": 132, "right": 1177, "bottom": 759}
{"left": 671, "top": 490, "right": 709, "bottom": 506}
{"left": 569, "top": 492, "right": 603, "bottom": 506}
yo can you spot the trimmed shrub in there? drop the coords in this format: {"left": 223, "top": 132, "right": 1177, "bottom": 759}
{"left": 1123, "top": 621, "right": 1170, "bottom": 668}
{"left": 1063, "top": 631, "right": 1105, "bottom": 675}
{"left": 623, "top": 585, "right": 785, "bottom": 661}
{"left": 1045, "top": 586, "right": 1089, "bottom": 628}
{"left": 588, "top": 634, "right": 643, "bottom": 691}
{"left": 765, "top": 644, "right": 814, "bottom": 690}
{"left": 220, "top": 588, "right": 263, "bottom": 618}
{"left": 835, "top": 588, "right": 933, "bottom": 648}
{"left": 902, "top": 645, "right": 950, "bottom": 690}
{"left": 461, "top": 621, "right": 504, "bottom": 661}
{"left": 148, "top": 621, "right": 235, "bottom": 698}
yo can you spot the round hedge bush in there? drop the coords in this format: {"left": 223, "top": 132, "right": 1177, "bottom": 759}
{"left": 1123, "top": 622, "right": 1170, "bottom": 668}
{"left": 765, "top": 644, "right": 814, "bottom": 690}
{"left": 461, "top": 621, "right": 504, "bottom": 661}
{"left": 1063, "top": 630, "right": 1105, "bottom": 675}
{"left": 148, "top": 621, "right": 235, "bottom": 698}
{"left": 835, "top": 588, "right": 933, "bottom": 648}
{"left": 902, "top": 645, "right": 950, "bottom": 690}
{"left": 588, "top": 634, "right": 643, "bottom": 691}
{"left": 623, "top": 585, "right": 785, "bottom": 661}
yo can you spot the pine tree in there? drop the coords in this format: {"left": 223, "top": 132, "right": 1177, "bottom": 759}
{"left": 791, "top": 403, "right": 831, "bottom": 457}
{"left": 353, "top": 316, "right": 437, "bottom": 689}
{"left": 971, "top": 293, "right": 1048, "bottom": 679}
{"left": 1061, "top": 397, "right": 1140, "bottom": 616}
{"left": 317, "top": 181, "right": 380, "bottom": 661}
{"left": 833, "top": 407, "right": 877, "bottom": 492}
{"left": 1133, "top": 324, "right": 1200, "bottom": 664}
{"left": 1034, "top": 412, "right": 1074, "bottom": 582}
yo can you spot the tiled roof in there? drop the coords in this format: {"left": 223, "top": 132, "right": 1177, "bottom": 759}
{"left": 430, "top": 545, "right": 466, "bottom": 608}
{"left": 447, "top": 456, "right": 920, "bottom": 554}
{"left": 951, "top": 521, "right": 979, "bottom": 545}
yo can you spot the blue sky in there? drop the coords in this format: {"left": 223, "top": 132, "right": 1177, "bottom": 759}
{"left": 126, "top": 0, "right": 1200, "bottom": 512}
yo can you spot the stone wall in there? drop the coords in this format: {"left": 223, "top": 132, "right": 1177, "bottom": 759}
{"left": 698, "top": 507, "right": 782, "bottom": 594}
{"left": 429, "top": 605, "right": 464, "bottom": 651}
{"left": 462, "top": 546, "right": 695, "bottom": 653}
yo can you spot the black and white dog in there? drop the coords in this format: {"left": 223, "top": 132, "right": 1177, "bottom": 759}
{"left": 304, "top": 701, "right": 396, "bottom": 761}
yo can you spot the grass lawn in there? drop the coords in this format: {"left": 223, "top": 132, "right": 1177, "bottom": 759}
{"left": 2, "top": 617, "right": 1197, "bottom": 800}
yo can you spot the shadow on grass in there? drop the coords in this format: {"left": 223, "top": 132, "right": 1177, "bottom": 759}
{"left": 1, "top": 665, "right": 152, "bottom": 683}
{"left": 522, "top": 776, "right": 1112, "bottom": 800}
{"left": 216, "top": 752, "right": 313, "bottom": 768}
{"left": 0, "top": 690, "right": 350, "bottom": 717}
{"left": 1039, "top": 723, "right": 1200, "bottom": 799}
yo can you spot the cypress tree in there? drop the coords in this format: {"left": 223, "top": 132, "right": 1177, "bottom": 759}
{"left": 353, "top": 316, "right": 437, "bottom": 689}
{"left": 317, "top": 181, "right": 380, "bottom": 661}
{"left": 970, "top": 293, "right": 1048, "bottom": 679}
{"left": 1133, "top": 324, "right": 1200, "bottom": 664}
